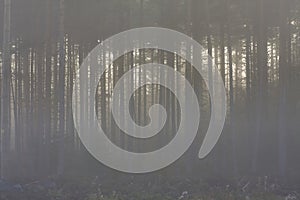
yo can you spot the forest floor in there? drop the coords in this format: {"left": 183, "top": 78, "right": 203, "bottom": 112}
{"left": 0, "top": 176, "right": 299, "bottom": 200}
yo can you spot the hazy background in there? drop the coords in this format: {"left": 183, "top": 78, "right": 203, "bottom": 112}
{"left": 0, "top": 0, "right": 300, "bottom": 199}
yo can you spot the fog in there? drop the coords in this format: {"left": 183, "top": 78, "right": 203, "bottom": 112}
{"left": 0, "top": 0, "right": 300, "bottom": 199}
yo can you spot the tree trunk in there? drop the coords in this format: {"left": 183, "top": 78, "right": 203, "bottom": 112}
{"left": 278, "top": 0, "right": 288, "bottom": 180}
{"left": 228, "top": 27, "right": 238, "bottom": 177}
{"left": 57, "top": 0, "right": 65, "bottom": 176}
{"left": 1, "top": 0, "right": 12, "bottom": 179}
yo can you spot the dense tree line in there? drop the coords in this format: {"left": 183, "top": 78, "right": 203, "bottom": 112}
{"left": 0, "top": 0, "right": 300, "bottom": 184}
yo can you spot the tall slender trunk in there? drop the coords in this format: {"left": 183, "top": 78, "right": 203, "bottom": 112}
{"left": 14, "top": 38, "right": 21, "bottom": 178}
{"left": 1, "top": 0, "right": 12, "bottom": 179}
{"left": 36, "top": 45, "right": 45, "bottom": 178}
{"left": 23, "top": 49, "right": 30, "bottom": 177}
{"left": 278, "top": 0, "right": 288, "bottom": 180}
{"left": 57, "top": 0, "right": 65, "bottom": 176}
{"left": 245, "top": 1, "right": 252, "bottom": 171}
{"left": 44, "top": 0, "right": 53, "bottom": 175}
{"left": 228, "top": 29, "right": 238, "bottom": 177}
